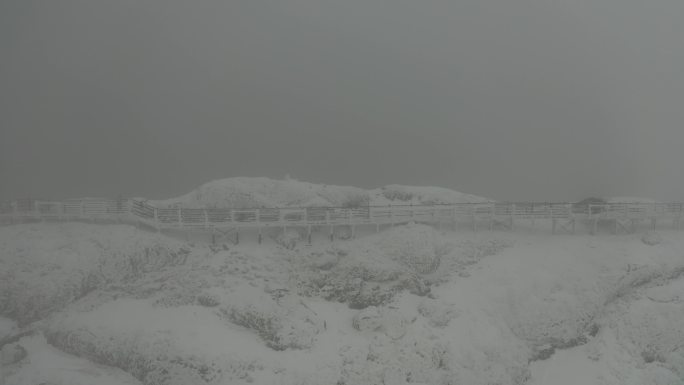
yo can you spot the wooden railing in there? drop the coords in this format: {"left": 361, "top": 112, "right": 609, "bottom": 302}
{"left": 1, "top": 198, "right": 683, "bottom": 231}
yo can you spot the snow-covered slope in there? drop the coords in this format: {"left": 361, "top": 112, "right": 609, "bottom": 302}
{"left": 152, "top": 177, "right": 490, "bottom": 208}
{"left": 2, "top": 222, "right": 684, "bottom": 385}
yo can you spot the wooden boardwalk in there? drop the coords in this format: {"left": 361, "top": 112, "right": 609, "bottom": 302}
{"left": 2, "top": 198, "right": 683, "bottom": 237}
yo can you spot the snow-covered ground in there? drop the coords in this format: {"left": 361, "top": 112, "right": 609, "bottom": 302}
{"left": 1, "top": 219, "right": 683, "bottom": 384}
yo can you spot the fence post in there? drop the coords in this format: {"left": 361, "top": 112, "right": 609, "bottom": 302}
{"left": 178, "top": 207, "right": 182, "bottom": 226}
{"left": 489, "top": 203, "right": 495, "bottom": 231}
{"left": 472, "top": 204, "right": 477, "bottom": 232}
{"left": 510, "top": 203, "right": 515, "bottom": 230}
{"left": 569, "top": 204, "right": 575, "bottom": 234}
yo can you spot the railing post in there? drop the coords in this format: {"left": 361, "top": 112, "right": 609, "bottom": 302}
{"left": 178, "top": 207, "right": 182, "bottom": 226}
{"left": 489, "top": 202, "right": 495, "bottom": 231}
{"left": 153, "top": 207, "right": 159, "bottom": 231}
{"left": 568, "top": 203, "right": 575, "bottom": 234}
{"left": 510, "top": 203, "right": 515, "bottom": 230}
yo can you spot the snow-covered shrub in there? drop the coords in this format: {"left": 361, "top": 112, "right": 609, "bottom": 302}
{"left": 311, "top": 252, "right": 338, "bottom": 270}
{"left": 43, "top": 301, "right": 265, "bottom": 385}
{"left": 352, "top": 306, "right": 383, "bottom": 332}
{"left": 505, "top": 287, "right": 601, "bottom": 358}
{"left": 341, "top": 194, "right": 370, "bottom": 208}
{"left": 274, "top": 229, "right": 301, "bottom": 250}
{"left": 417, "top": 299, "right": 461, "bottom": 328}
{"left": 459, "top": 238, "right": 513, "bottom": 261}
{"left": 219, "top": 296, "right": 321, "bottom": 351}
{"left": 0, "top": 223, "right": 192, "bottom": 326}
{"left": 45, "top": 326, "right": 224, "bottom": 385}
{"left": 290, "top": 225, "right": 454, "bottom": 308}
{"left": 613, "top": 297, "right": 684, "bottom": 375}
{"left": 352, "top": 306, "right": 407, "bottom": 340}
{"left": 381, "top": 188, "right": 414, "bottom": 202}
{"left": 641, "top": 231, "right": 662, "bottom": 246}
{"left": 378, "top": 224, "right": 452, "bottom": 274}
{"left": 97, "top": 244, "right": 190, "bottom": 282}
{"left": 335, "top": 225, "right": 353, "bottom": 240}
{"left": 145, "top": 268, "right": 214, "bottom": 308}
{"left": 0, "top": 343, "right": 27, "bottom": 365}
{"left": 196, "top": 292, "right": 220, "bottom": 307}
{"left": 352, "top": 307, "right": 407, "bottom": 340}
{"left": 307, "top": 264, "right": 430, "bottom": 309}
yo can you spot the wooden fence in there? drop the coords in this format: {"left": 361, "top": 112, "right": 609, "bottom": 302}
{"left": 1, "top": 198, "right": 683, "bottom": 234}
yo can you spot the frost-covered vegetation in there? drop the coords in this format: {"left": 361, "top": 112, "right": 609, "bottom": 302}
{"left": 1, "top": 218, "right": 684, "bottom": 385}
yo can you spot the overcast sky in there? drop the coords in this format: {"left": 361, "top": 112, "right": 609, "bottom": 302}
{"left": 1, "top": 0, "right": 683, "bottom": 202}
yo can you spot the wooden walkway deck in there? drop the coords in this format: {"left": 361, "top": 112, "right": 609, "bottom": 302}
{"left": 1, "top": 198, "right": 683, "bottom": 237}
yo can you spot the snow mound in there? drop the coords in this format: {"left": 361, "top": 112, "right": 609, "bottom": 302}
{"left": 152, "top": 177, "right": 490, "bottom": 208}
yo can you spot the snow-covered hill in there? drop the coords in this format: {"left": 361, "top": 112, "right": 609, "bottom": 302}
{"left": 152, "top": 177, "right": 491, "bottom": 208}
{"left": 604, "top": 196, "right": 661, "bottom": 204}
{"left": 1, "top": 222, "right": 683, "bottom": 385}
